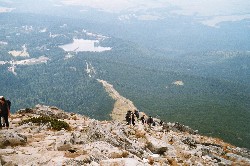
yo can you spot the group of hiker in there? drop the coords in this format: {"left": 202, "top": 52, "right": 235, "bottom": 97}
{"left": 1, "top": 95, "right": 162, "bottom": 129}
{"left": 0, "top": 96, "right": 11, "bottom": 129}
{"left": 125, "top": 109, "right": 163, "bottom": 127}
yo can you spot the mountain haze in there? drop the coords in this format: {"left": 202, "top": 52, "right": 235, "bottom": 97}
{"left": 0, "top": 0, "right": 250, "bottom": 150}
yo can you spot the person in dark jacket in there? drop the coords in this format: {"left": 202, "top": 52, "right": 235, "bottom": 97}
{"left": 140, "top": 115, "right": 146, "bottom": 124}
{"left": 0, "top": 96, "right": 10, "bottom": 128}
{"left": 1, "top": 99, "right": 11, "bottom": 127}
{"left": 134, "top": 110, "right": 139, "bottom": 119}
{"left": 125, "top": 110, "right": 132, "bottom": 125}
{"left": 131, "top": 113, "right": 135, "bottom": 126}
{"left": 147, "top": 116, "right": 154, "bottom": 127}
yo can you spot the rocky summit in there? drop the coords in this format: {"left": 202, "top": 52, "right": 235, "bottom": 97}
{"left": 0, "top": 105, "right": 250, "bottom": 166}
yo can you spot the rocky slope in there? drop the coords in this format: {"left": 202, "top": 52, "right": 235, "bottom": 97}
{"left": 0, "top": 104, "right": 250, "bottom": 166}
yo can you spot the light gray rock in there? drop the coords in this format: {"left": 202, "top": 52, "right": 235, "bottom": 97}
{"left": 100, "top": 158, "right": 144, "bottom": 166}
{"left": 22, "top": 104, "right": 70, "bottom": 120}
{"left": 82, "top": 141, "right": 130, "bottom": 162}
{"left": 3, "top": 105, "right": 249, "bottom": 166}
{"left": 0, "top": 131, "right": 27, "bottom": 147}
{"left": 56, "top": 140, "right": 72, "bottom": 151}
{"left": 0, "top": 149, "right": 15, "bottom": 155}
{"left": 11, "top": 118, "right": 22, "bottom": 124}
{"left": 209, "top": 154, "right": 232, "bottom": 165}
{"left": 146, "top": 135, "right": 168, "bottom": 154}
{"left": 226, "top": 153, "right": 250, "bottom": 163}
{"left": 88, "top": 161, "right": 99, "bottom": 166}
{"left": 1, "top": 151, "right": 64, "bottom": 166}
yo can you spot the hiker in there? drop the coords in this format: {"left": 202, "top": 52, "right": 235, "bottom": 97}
{"left": 125, "top": 110, "right": 132, "bottom": 125}
{"left": 1, "top": 99, "right": 11, "bottom": 127}
{"left": 147, "top": 116, "right": 154, "bottom": 127}
{"left": 159, "top": 120, "right": 163, "bottom": 126}
{"left": 131, "top": 112, "right": 135, "bottom": 126}
{"left": 0, "top": 96, "right": 10, "bottom": 128}
{"left": 140, "top": 114, "right": 146, "bottom": 124}
{"left": 6, "top": 99, "right": 11, "bottom": 110}
{"left": 0, "top": 96, "right": 4, "bottom": 127}
{"left": 134, "top": 109, "right": 139, "bottom": 119}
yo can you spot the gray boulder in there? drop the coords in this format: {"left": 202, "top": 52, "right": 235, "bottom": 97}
{"left": 0, "top": 131, "right": 27, "bottom": 147}
{"left": 146, "top": 135, "right": 168, "bottom": 154}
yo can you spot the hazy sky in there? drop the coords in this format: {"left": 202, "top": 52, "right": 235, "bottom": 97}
{"left": 60, "top": 0, "right": 250, "bottom": 15}
{"left": 1, "top": 0, "right": 250, "bottom": 27}
{"left": 59, "top": 0, "right": 250, "bottom": 27}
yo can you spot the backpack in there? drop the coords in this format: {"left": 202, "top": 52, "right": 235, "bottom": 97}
{"left": 6, "top": 100, "right": 11, "bottom": 109}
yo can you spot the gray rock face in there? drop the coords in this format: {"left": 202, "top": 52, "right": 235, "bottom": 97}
{"left": 56, "top": 141, "right": 72, "bottom": 151}
{"left": 0, "top": 131, "right": 27, "bottom": 147}
{"left": 146, "top": 135, "right": 168, "bottom": 154}
{"left": 0, "top": 149, "right": 15, "bottom": 155}
{"left": 1, "top": 104, "right": 249, "bottom": 166}
{"left": 34, "top": 104, "right": 69, "bottom": 119}
{"left": 100, "top": 158, "right": 144, "bottom": 166}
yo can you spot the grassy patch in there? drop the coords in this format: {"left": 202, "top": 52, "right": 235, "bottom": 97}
{"left": 20, "top": 116, "right": 70, "bottom": 131}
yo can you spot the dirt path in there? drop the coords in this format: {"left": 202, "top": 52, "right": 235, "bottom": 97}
{"left": 97, "top": 79, "right": 138, "bottom": 122}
